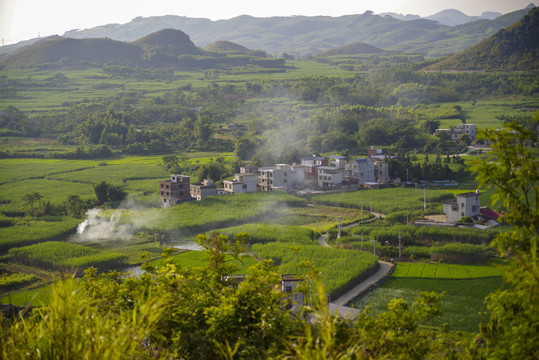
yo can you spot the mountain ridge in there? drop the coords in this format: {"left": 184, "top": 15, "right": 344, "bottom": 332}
{"left": 1, "top": 7, "right": 534, "bottom": 59}
{"left": 424, "top": 7, "right": 539, "bottom": 71}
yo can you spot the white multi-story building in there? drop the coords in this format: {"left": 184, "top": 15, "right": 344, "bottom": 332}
{"left": 223, "top": 167, "right": 257, "bottom": 194}
{"left": 258, "top": 164, "right": 292, "bottom": 192}
{"left": 443, "top": 191, "right": 481, "bottom": 222}
{"left": 317, "top": 166, "right": 343, "bottom": 189}
{"left": 435, "top": 123, "right": 476, "bottom": 142}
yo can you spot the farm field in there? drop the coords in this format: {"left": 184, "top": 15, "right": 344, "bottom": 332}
{"left": 352, "top": 277, "right": 504, "bottom": 332}
{"left": 352, "top": 260, "right": 508, "bottom": 332}
{"left": 309, "top": 187, "right": 492, "bottom": 214}
{"left": 0, "top": 62, "right": 351, "bottom": 112}
{"left": 392, "top": 260, "right": 508, "bottom": 278}
{"left": 251, "top": 242, "right": 377, "bottom": 297}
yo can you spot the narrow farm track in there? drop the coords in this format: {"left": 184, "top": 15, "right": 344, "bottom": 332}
{"left": 322, "top": 211, "right": 393, "bottom": 317}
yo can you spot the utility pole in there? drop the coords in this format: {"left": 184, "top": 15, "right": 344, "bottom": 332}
{"left": 361, "top": 200, "right": 363, "bottom": 223}
{"left": 361, "top": 231, "right": 364, "bottom": 250}
{"left": 337, "top": 218, "right": 341, "bottom": 239}
{"left": 370, "top": 199, "right": 372, "bottom": 213}
{"left": 398, "top": 230, "right": 401, "bottom": 260}
{"left": 423, "top": 188, "right": 426, "bottom": 211}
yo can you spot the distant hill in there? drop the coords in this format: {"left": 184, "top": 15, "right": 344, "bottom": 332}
{"left": 0, "top": 36, "right": 144, "bottom": 69}
{"left": 1, "top": 6, "right": 533, "bottom": 59}
{"left": 0, "top": 28, "right": 285, "bottom": 71}
{"left": 317, "top": 42, "right": 384, "bottom": 56}
{"left": 132, "top": 28, "right": 202, "bottom": 56}
{"left": 425, "top": 9, "right": 483, "bottom": 26}
{"left": 204, "top": 40, "right": 251, "bottom": 53}
{"left": 424, "top": 7, "right": 539, "bottom": 71}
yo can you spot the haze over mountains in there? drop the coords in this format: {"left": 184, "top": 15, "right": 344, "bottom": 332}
{"left": 1, "top": 4, "right": 535, "bottom": 59}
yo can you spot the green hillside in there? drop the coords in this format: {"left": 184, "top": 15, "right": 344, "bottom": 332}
{"left": 424, "top": 7, "right": 539, "bottom": 71}
{"left": 203, "top": 40, "right": 251, "bottom": 53}
{"left": 0, "top": 37, "right": 144, "bottom": 70}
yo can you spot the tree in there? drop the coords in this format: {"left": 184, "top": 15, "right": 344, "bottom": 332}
{"left": 469, "top": 121, "right": 539, "bottom": 359}
{"left": 93, "top": 181, "right": 126, "bottom": 205}
{"left": 21, "top": 192, "right": 43, "bottom": 216}
{"left": 64, "top": 194, "right": 86, "bottom": 218}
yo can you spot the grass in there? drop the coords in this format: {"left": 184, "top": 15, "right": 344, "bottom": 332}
{"left": 0, "top": 284, "right": 52, "bottom": 306}
{"left": 392, "top": 260, "right": 508, "bottom": 278}
{"left": 352, "top": 277, "right": 504, "bottom": 332}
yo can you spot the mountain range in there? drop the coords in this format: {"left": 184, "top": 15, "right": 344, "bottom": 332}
{"left": 0, "top": 5, "right": 535, "bottom": 59}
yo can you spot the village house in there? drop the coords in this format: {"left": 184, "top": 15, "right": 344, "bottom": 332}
{"left": 443, "top": 190, "right": 481, "bottom": 223}
{"left": 223, "top": 166, "right": 258, "bottom": 194}
{"left": 258, "top": 164, "right": 292, "bottom": 192}
{"left": 345, "top": 158, "right": 375, "bottom": 184}
{"left": 317, "top": 166, "right": 343, "bottom": 189}
{"left": 190, "top": 179, "right": 217, "bottom": 201}
{"left": 159, "top": 174, "right": 192, "bottom": 207}
{"left": 435, "top": 123, "right": 476, "bottom": 143}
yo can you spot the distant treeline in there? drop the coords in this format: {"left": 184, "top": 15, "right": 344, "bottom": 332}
{"left": 103, "top": 65, "right": 175, "bottom": 80}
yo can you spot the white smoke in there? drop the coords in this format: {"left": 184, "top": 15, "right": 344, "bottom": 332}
{"left": 76, "top": 208, "right": 135, "bottom": 242}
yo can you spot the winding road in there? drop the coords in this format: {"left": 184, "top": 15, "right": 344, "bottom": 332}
{"left": 316, "top": 211, "right": 394, "bottom": 318}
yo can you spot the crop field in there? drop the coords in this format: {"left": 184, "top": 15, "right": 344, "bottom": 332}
{"left": 84, "top": 239, "right": 171, "bottom": 265}
{"left": 0, "top": 218, "right": 81, "bottom": 252}
{"left": 309, "top": 188, "right": 457, "bottom": 214}
{"left": 9, "top": 241, "right": 128, "bottom": 270}
{"left": 352, "top": 277, "right": 504, "bottom": 332}
{"left": 151, "top": 250, "right": 259, "bottom": 274}
{"left": 210, "top": 223, "right": 318, "bottom": 244}
{"left": 251, "top": 242, "right": 376, "bottom": 296}
{"left": 0, "top": 272, "right": 38, "bottom": 291}
{"left": 0, "top": 283, "right": 52, "bottom": 306}
{"left": 392, "top": 260, "right": 507, "bottom": 278}
{"left": 144, "top": 192, "right": 306, "bottom": 232}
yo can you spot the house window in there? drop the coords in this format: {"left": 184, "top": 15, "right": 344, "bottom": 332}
{"left": 285, "top": 286, "right": 292, "bottom": 293}
{"left": 160, "top": 191, "right": 163, "bottom": 195}
{"left": 472, "top": 205, "right": 478, "bottom": 212}
{"left": 163, "top": 199, "right": 167, "bottom": 203}
{"left": 160, "top": 184, "right": 163, "bottom": 188}
{"left": 461, "top": 212, "right": 464, "bottom": 217}
{"left": 166, "top": 185, "right": 169, "bottom": 189}
{"left": 242, "top": 184, "right": 247, "bottom": 189}
{"left": 180, "top": 191, "right": 183, "bottom": 195}
{"left": 461, "top": 203, "right": 464, "bottom": 208}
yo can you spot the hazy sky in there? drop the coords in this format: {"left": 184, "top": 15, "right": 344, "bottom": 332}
{"left": 0, "top": 0, "right": 534, "bottom": 45}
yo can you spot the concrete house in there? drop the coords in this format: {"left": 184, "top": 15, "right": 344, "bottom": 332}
{"left": 435, "top": 123, "right": 476, "bottom": 142}
{"left": 317, "top": 166, "right": 343, "bottom": 189}
{"left": 345, "top": 158, "right": 375, "bottom": 184}
{"left": 258, "top": 164, "right": 292, "bottom": 192}
{"left": 374, "top": 161, "right": 389, "bottom": 183}
{"left": 443, "top": 191, "right": 481, "bottom": 223}
{"left": 223, "top": 166, "right": 258, "bottom": 194}
{"left": 159, "top": 174, "right": 192, "bottom": 207}
{"left": 190, "top": 179, "right": 217, "bottom": 201}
